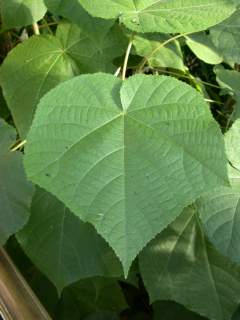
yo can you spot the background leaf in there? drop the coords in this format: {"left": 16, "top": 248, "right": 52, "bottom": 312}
{"left": 139, "top": 207, "right": 240, "bottom": 320}
{"left": 0, "top": 21, "right": 126, "bottom": 137}
{"left": 59, "top": 277, "right": 126, "bottom": 319}
{"left": 210, "top": 10, "right": 240, "bottom": 66}
{"left": 133, "top": 34, "right": 185, "bottom": 71}
{"left": 197, "top": 119, "right": 240, "bottom": 265}
{"left": 214, "top": 66, "right": 240, "bottom": 120}
{"left": 153, "top": 301, "right": 207, "bottom": 320}
{"left": 17, "top": 188, "right": 122, "bottom": 293}
{"left": 1, "top": 0, "right": 47, "bottom": 29}
{"left": 186, "top": 33, "right": 223, "bottom": 65}
{"left": 0, "top": 119, "right": 33, "bottom": 245}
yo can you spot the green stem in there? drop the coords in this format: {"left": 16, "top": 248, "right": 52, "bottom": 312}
{"left": 122, "top": 38, "right": 133, "bottom": 80}
{"left": 137, "top": 32, "right": 191, "bottom": 73}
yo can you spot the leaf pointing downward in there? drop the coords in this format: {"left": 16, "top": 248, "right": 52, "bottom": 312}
{"left": 24, "top": 73, "right": 228, "bottom": 274}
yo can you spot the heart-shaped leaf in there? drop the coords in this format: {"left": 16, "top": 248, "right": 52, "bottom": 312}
{"left": 78, "top": 0, "right": 236, "bottom": 33}
{"left": 24, "top": 73, "right": 228, "bottom": 274}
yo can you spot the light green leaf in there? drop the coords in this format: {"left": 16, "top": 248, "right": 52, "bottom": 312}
{"left": 197, "top": 119, "right": 240, "bottom": 265}
{"left": 61, "top": 277, "right": 126, "bottom": 319}
{"left": 0, "top": 119, "right": 33, "bottom": 245}
{"left": 133, "top": 34, "right": 185, "bottom": 71}
{"left": 1, "top": 0, "right": 47, "bottom": 29}
{"left": 214, "top": 66, "right": 240, "bottom": 120}
{"left": 210, "top": 10, "right": 240, "bottom": 66}
{"left": 186, "top": 33, "right": 223, "bottom": 65}
{"left": 24, "top": 73, "right": 228, "bottom": 274}
{"left": 78, "top": 0, "right": 236, "bottom": 33}
{"left": 17, "top": 189, "right": 122, "bottom": 293}
{"left": 0, "top": 21, "right": 127, "bottom": 138}
{"left": 225, "top": 120, "right": 240, "bottom": 171}
{"left": 139, "top": 207, "right": 240, "bottom": 320}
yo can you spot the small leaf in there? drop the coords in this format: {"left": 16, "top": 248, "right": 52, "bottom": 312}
{"left": 186, "top": 32, "right": 223, "bottom": 65}
{"left": 78, "top": 0, "right": 236, "bottom": 33}
{"left": 139, "top": 207, "right": 240, "bottom": 320}
{"left": 0, "top": 119, "right": 33, "bottom": 245}
{"left": 214, "top": 65, "right": 240, "bottom": 120}
{"left": 197, "top": 119, "right": 240, "bottom": 265}
{"left": 61, "top": 277, "right": 126, "bottom": 319}
{"left": 210, "top": 10, "right": 240, "bottom": 66}
{"left": 1, "top": 0, "right": 47, "bottom": 29}
{"left": 24, "top": 73, "right": 228, "bottom": 274}
{"left": 0, "top": 21, "right": 127, "bottom": 138}
{"left": 133, "top": 34, "right": 185, "bottom": 71}
{"left": 17, "top": 189, "right": 122, "bottom": 293}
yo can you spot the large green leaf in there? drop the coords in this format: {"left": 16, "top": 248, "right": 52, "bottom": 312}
{"left": 139, "top": 207, "right": 240, "bottom": 320}
{"left": 17, "top": 189, "right": 122, "bottom": 293}
{"left": 133, "top": 34, "right": 185, "bottom": 71}
{"left": 214, "top": 66, "right": 240, "bottom": 120}
{"left": 0, "top": 21, "right": 126, "bottom": 138}
{"left": 197, "top": 119, "right": 240, "bottom": 265}
{"left": 78, "top": 0, "right": 236, "bottom": 33}
{"left": 0, "top": 119, "right": 33, "bottom": 245}
{"left": 24, "top": 73, "right": 228, "bottom": 274}
{"left": 60, "top": 277, "right": 126, "bottom": 319}
{"left": 1, "top": 0, "right": 47, "bottom": 29}
{"left": 210, "top": 10, "right": 240, "bottom": 66}
{"left": 186, "top": 33, "right": 223, "bottom": 65}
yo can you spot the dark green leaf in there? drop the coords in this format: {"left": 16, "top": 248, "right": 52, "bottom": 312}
{"left": 60, "top": 277, "right": 126, "bottom": 319}
{"left": 0, "top": 119, "right": 33, "bottom": 244}
{"left": 1, "top": 0, "right": 47, "bottom": 29}
{"left": 139, "top": 207, "right": 240, "bottom": 320}
{"left": 17, "top": 189, "right": 122, "bottom": 293}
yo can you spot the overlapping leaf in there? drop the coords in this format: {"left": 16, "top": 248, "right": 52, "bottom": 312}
{"left": 0, "top": 21, "right": 127, "bottom": 138}
{"left": 186, "top": 33, "right": 223, "bottom": 65}
{"left": 139, "top": 208, "right": 240, "bottom": 320}
{"left": 60, "top": 277, "right": 127, "bottom": 319}
{"left": 210, "top": 10, "right": 240, "bottom": 66}
{"left": 78, "top": 0, "right": 236, "bottom": 33}
{"left": 1, "top": 0, "right": 47, "bottom": 29}
{"left": 197, "top": 119, "right": 240, "bottom": 265}
{"left": 17, "top": 189, "right": 122, "bottom": 293}
{"left": 214, "top": 66, "right": 240, "bottom": 120}
{"left": 24, "top": 73, "right": 228, "bottom": 274}
{"left": 0, "top": 119, "right": 33, "bottom": 245}
{"left": 133, "top": 34, "right": 185, "bottom": 71}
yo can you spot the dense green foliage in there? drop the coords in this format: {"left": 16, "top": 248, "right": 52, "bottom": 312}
{"left": 1, "top": 0, "right": 240, "bottom": 319}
